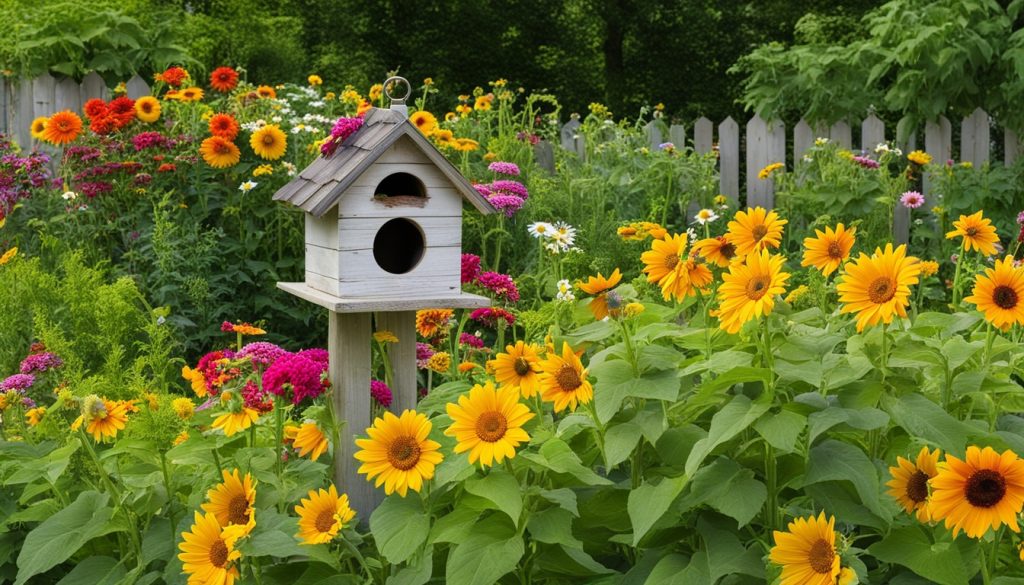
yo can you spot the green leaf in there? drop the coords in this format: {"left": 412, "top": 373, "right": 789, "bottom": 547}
{"left": 386, "top": 545, "right": 433, "bottom": 585}
{"left": 370, "top": 495, "right": 430, "bottom": 564}
{"left": 804, "top": 440, "right": 887, "bottom": 520}
{"left": 539, "top": 488, "right": 579, "bottom": 517}
{"left": 629, "top": 475, "right": 688, "bottom": 545}
{"left": 869, "top": 526, "right": 975, "bottom": 585}
{"left": 754, "top": 409, "right": 806, "bottom": 453}
{"left": 807, "top": 407, "right": 889, "bottom": 444}
{"left": 605, "top": 421, "right": 643, "bottom": 467}
{"left": 445, "top": 515, "right": 524, "bottom": 585}
{"left": 15, "top": 491, "right": 115, "bottom": 585}
{"left": 883, "top": 393, "right": 975, "bottom": 452}
{"left": 697, "top": 517, "right": 764, "bottom": 582}
{"left": 464, "top": 470, "right": 523, "bottom": 525}
{"left": 527, "top": 507, "right": 582, "bottom": 548}
{"left": 521, "top": 439, "right": 611, "bottom": 485}
{"left": 55, "top": 556, "right": 125, "bottom": 585}
{"left": 592, "top": 359, "right": 680, "bottom": 423}
{"left": 685, "top": 395, "right": 769, "bottom": 476}
{"left": 4, "top": 442, "right": 79, "bottom": 486}
{"left": 429, "top": 507, "right": 479, "bottom": 545}
{"left": 679, "top": 457, "right": 766, "bottom": 527}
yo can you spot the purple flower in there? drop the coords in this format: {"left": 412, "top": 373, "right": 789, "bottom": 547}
{"left": 487, "top": 161, "right": 520, "bottom": 176}
{"left": 370, "top": 379, "right": 393, "bottom": 407}
{"left": 487, "top": 194, "right": 525, "bottom": 217}
{"left": 473, "top": 183, "right": 492, "bottom": 197}
{"left": 416, "top": 342, "right": 435, "bottom": 368}
{"left": 240, "top": 342, "right": 289, "bottom": 366}
{"left": 461, "top": 253, "right": 481, "bottom": 284}
{"left": 262, "top": 353, "right": 328, "bottom": 405}
{"left": 19, "top": 352, "right": 63, "bottom": 374}
{"left": 132, "top": 132, "right": 167, "bottom": 151}
{"left": 296, "top": 348, "right": 329, "bottom": 366}
{"left": 1, "top": 374, "right": 35, "bottom": 391}
{"left": 21, "top": 396, "right": 36, "bottom": 408}
{"left": 1016, "top": 211, "right": 1024, "bottom": 225}
{"left": 852, "top": 155, "right": 880, "bottom": 169}
{"left": 900, "top": 191, "right": 925, "bottom": 209}
{"left": 658, "top": 142, "right": 675, "bottom": 151}
{"left": 459, "top": 333, "right": 485, "bottom": 349}
{"left": 490, "top": 180, "right": 528, "bottom": 199}
{"left": 476, "top": 271, "right": 520, "bottom": 303}
{"left": 321, "top": 116, "right": 365, "bottom": 157}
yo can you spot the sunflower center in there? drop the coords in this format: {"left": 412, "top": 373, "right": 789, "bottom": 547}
{"left": 965, "top": 227, "right": 979, "bottom": 237}
{"left": 992, "top": 285, "right": 1019, "bottom": 310}
{"left": 827, "top": 242, "right": 843, "bottom": 259}
{"left": 475, "top": 411, "right": 509, "bottom": 442}
{"left": 868, "top": 276, "right": 896, "bottom": 304}
{"left": 965, "top": 469, "right": 1006, "bottom": 508}
{"left": 906, "top": 470, "right": 930, "bottom": 503}
{"left": 555, "top": 364, "right": 582, "bottom": 392}
{"left": 720, "top": 242, "right": 736, "bottom": 259}
{"left": 314, "top": 509, "right": 337, "bottom": 533}
{"left": 751, "top": 225, "right": 768, "bottom": 241}
{"left": 664, "top": 254, "right": 680, "bottom": 270}
{"left": 513, "top": 357, "right": 531, "bottom": 376}
{"left": 214, "top": 142, "right": 231, "bottom": 154}
{"left": 142, "top": 103, "right": 153, "bottom": 113}
{"left": 387, "top": 436, "right": 422, "bottom": 471}
{"left": 262, "top": 134, "right": 276, "bottom": 146}
{"left": 808, "top": 539, "right": 835, "bottom": 574}
{"left": 745, "top": 275, "right": 771, "bottom": 300}
{"left": 209, "top": 539, "right": 229, "bottom": 568}
{"left": 227, "top": 495, "right": 251, "bottom": 525}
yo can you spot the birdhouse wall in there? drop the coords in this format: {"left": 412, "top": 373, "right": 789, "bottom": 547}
{"left": 305, "top": 213, "right": 342, "bottom": 297}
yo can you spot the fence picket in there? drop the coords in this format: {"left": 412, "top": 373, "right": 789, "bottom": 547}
{"left": 861, "top": 114, "right": 885, "bottom": 152}
{"left": 14, "top": 81, "right": 33, "bottom": 148}
{"left": 80, "top": 72, "right": 108, "bottom": 108}
{"left": 0, "top": 77, "right": 6, "bottom": 137}
{"left": 55, "top": 77, "right": 81, "bottom": 114}
{"left": 560, "top": 118, "right": 584, "bottom": 159}
{"left": 31, "top": 73, "right": 55, "bottom": 121}
{"left": 960, "top": 108, "right": 989, "bottom": 167}
{"left": 793, "top": 118, "right": 813, "bottom": 160}
{"left": 693, "top": 117, "right": 712, "bottom": 154}
{"left": 829, "top": 121, "right": 852, "bottom": 149}
{"left": 533, "top": 141, "right": 555, "bottom": 174}
{"left": 125, "top": 74, "right": 151, "bottom": 99}
{"left": 718, "top": 117, "right": 739, "bottom": 203}
{"left": 1007, "top": 130, "right": 1020, "bottom": 166}
{"left": 645, "top": 120, "right": 663, "bottom": 149}
{"left": 668, "top": 124, "right": 686, "bottom": 151}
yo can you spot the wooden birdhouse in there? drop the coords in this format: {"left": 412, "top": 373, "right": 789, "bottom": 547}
{"left": 273, "top": 77, "right": 493, "bottom": 514}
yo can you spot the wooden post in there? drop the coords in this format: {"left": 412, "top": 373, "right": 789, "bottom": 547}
{"left": 718, "top": 117, "right": 739, "bottom": 204}
{"left": 861, "top": 115, "right": 885, "bottom": 152}
{"left": 669, "top": 124, "right": 686, "bottom": 150}
{"left": 1006, "top": 130, "right": 1020, "bottom": 166}
{"left": 693, "top": 117, "right": 712, "bottom": 154}
{"left": 533, "top": 141, "right": 555, "bottom": 174}
{"left": 125, "top": 74, "right": 151, "bottom": 99}
{"left": 376, "top": 311, "right": 418, "bottom": 414}
{"left": 644, "top": 120, "right": 663, "bottom": 149}
{"left": 793, "top": 118, "right": 814, "bottom": 161}
{"left": 560, "top": 118, "right": 585, "bottom": 160}
{"left": 328, "top": 311, "right": 377, "bottom": 518}
{"left": 960, "top": 108, "right": 989, "bottom": 167}
{"left": 829, "top": 121, "right": 852, "bottom": 149}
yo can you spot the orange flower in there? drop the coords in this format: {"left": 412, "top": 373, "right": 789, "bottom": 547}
{"left": 256, "top": 85, "right": 277, "bottom": 99}
{"left": 41, "top": 111, "right": 82, "bottom": 145}
{"left": 157, "top": 66, "right": 189, "bottom": 88}
{"left": 209, "top": 114, "right": 240, "bottom": 140}
{"left": 199, "top": 136, "right": 241, "bottom": 169}
{"left": 578, "top": 269, "right": 622, "bottom": 320}
{"left": 209, "top": 67, "right": 239, "bottom": 93}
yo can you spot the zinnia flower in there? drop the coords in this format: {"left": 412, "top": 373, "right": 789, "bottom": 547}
{"left": 199, "top": 136, "right": 241, "bottom": 168}
{"left": 262, "top": 353, "right": 328, "bottom": 405}
{"left": 769, "top": 512, "right": 840, "bottom": 585}
{"left": 461, "top": 253, "right": 481, "bottom": 284}
{"left": 294, "top": 484, "right": 355, "bottom": 544}
{"left": 488, "top": 161, "right": 520, "bottom": 176}
{"left": 907, "top": 150, "right": 932, "bottom": 165}
{"left": 370, "top": 379, "right": 393, "bottom": 407}
{"left": 210, "top": 67, "right": 239, "bottom": 93}
{"left": 256, "top": 85, "right": 276, "bottom": 99}
{"left": 837, "top": 244, "right": 920, "bottom": 332}
{"left": 172, "top": 397, "right": 195, "bottom": 420}
{"left": 354, "top": 409, "right": 443, "bottom": 496}
{"left": 477, "top": 272, "right": 520, "bottom": 303}
{"left": 158, "top": 66, "right": 189, "bottom": 88}
{"left": 209, "top": 114, "right": 240, "bottom": 140}
{"left": 41, "top": 111, "right": 82, "bottom": 145}
{"left": 444, "top": 381, "right": 534, "bottom": 467}
{"left": 963, "top": 255, "right": 1024, "bottom": 328}
{"left": 250, "top": 124, "right": 287, "bottom": 160}
{"left": 801, "top": 223, "right": 856, "bottom": 277}
{"left": 415, "top": 309, "right": 453, "bottom": 338}
{"left": 929, "top": 446, "right": 1024, "bottom": 538}
{"left": 945, "top": 210, "right": 999, "bottom": 256}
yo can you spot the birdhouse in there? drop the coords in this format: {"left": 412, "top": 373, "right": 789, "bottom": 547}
{"left": 273, "top": 77, "right": 493, "bottom": 515}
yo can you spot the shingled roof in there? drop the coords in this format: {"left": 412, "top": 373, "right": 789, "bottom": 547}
{"left": 273, "top": 107, "right": 495, "bottom": 218}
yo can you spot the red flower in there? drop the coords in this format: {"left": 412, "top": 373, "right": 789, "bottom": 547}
{"left": 158, "top": 66, "right": 188, "bottom": 88}
{"left": 108, "top": 96, "right": 136, "bottom": 129}
{"left": 83, "top": 98, "right": 108, "bottom": 119}
{"left": 209, "top": 67, "right": 239, "bottom": 93}
{"left": 208, "top": 114, "right": 240, "bottom": 141}
{"left": 157, "top": 163, "right": 176, "bottom": 173}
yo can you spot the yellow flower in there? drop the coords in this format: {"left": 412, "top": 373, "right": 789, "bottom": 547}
{"left": 134, "top": 96, "right": 161, "bottom": 123}
{"left": 178, "top": 511, "right": 245, "bottom": 585}
{"left": 488, "top": 341, "right": 543, "bottom": 398}
{"left": 373, "top": 330, "right": 399, "bottom": 344}
{"left": 341, "top": 89, "right": 362, "bottom": 105}
{"left": 537, "top": 341, "right": 593, "bottom": 413}
{"left": 681, "top": 258, "right": 714, "bottom": 297}
{"left": 250, "top": 125, "right": 287, "bottom": 160}
{"left": 713, "top": 194, "right": 729, "bottom": 206}
{"left": 172, "top": 397, "right": 195, "bottom": 420}
{"left": 963, "top": 256, "right": 1024, "bottom": 329}
{"left": 426, "top": 352, "right": 451, "bottom": 373}
{"left": 308, "top": 74, "right": 323, "bottom": 86}
{"left": 0, "top": 247, "right": 18, "bottom": 265}
{"left": 624, "top": 302, "right": 645, "bottom": 317}
{"left": 929, "top": 446, "right": 1024, "bottom": 538}
{"left": 716, "top": 249, "right": 790, "bottom": 334}
{"left": 445, "top": 381, "right": 534, "bottom": 467}
{"left": 451, "top": 137, "right": 479, "bottom": 152}
{"left": 182, "top": 365, "right": 208, "bottom": 398}
{"left": 693, "top": 236, "right": 738, "bottom": 268}
{"left": 256, "top": 85, "right": 277, "bottom": 99}
{"left": 293, "top": 422, "right": 329, "bottom": 461}
{"left": 73, "top": 397, "right": 129, "bottom": 442}
{"left": 295, "top": 484, "right": 356, "bottom": 544}
{"left": 212, "top": 406, "right": 259, "bottom": 437}
{"left": 25, "top": 406, "right": 46, "bottom": 426}
{"left": 726, "top": 207, "right": 787, "bottom": 257}
{"left": 458, "top": 361, "right": 479, "bottom": 373}
{"left": 919, "top": 260, "right": 940, "bottom": 277}
{"left": 578, "top": 268, "right": 623, "bottom": 320}
{"left": 769, "top": 512, "right": 840, "bottom": 585}
{"left": 324, "top": 92, "right": 336, "bottom": 101}
{"left": 354, "top": 409, "right": 443, "bottom": 497}
{"left": 202, "top": 468, "right": 257, "bottom": 536}
{"left": 173, "top": 430, "right": 189, "bottom": 445}
{"left": 179, "top": 87, "right": 204, "bottom": 102}
{"left": 784, "top": 284, "right": 809, "bottom": 304}
{"left": 474, "top": 96, "right": 492, "bottom": 111}
{"left": 199, "top": 136, "right": 241, "bottom": 169}
{"left": 837, "top": 244, "right": 921, "bottom": 332}
{"left": 369, "top": 84, "right": 383, "bottom": 101}
{"left": 757, "top": 162, "right": 784, "bottom": 180}
{"left": 801, "top": 223, "right": 857, "bottom": 277}
{"left": 886, "top": 446, "right": 941, "bottom": 523}
{"left": 838, "top": 567, "right": 858, "bottom": 585}
{"left": 907, "top": 150, "right": 932, "bottom": 165}
{"left": 30, "top": 116, "right": 48, "bottom": 140}
{"left": 252, "top": 164, "right": 274, "bottom": 177}
{"left": 641, "top": 233, "right": 690, "bottom": 301}
{"left": 410, "top": 111, "right": 438, "bottom": 136}
{"left": 144, "top": 392, "right": 159, "bottom": 410}
{"left": 945, "top": 210, "right": 1000, "bottom": 256}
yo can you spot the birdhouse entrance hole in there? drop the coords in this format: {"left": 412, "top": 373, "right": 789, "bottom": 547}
{"left": 374, "top": 172, "right": 426, "bottom": 207}
{"left": 373, "top": 218, "right": 425, "bottom": 274}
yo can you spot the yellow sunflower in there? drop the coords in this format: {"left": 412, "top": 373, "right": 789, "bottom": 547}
{"left": 488, "top": 341, "right": 543, "bottom": 398}
{"left": 134, "top": 96, "right": 161, "bottom": 123}
{"left": 929, "top": 446, "right": 1024, "bottom": 538}
{"left": 769, "top": 511, "right": 841, "bottom": 585}
{"left": 295, "top": 484, "right": 356, "bottom": 545}
{"left": 256, "top": 85, "right": 277, "bottom": 99}
{"left": 250, "top": 124, "right": 287, "bottom": 160}
{"left": 199, "top": 136, "right": 241, "bottom": 169}
{"left": 537, "top": 341, "right": 593, "bottom": 413}
{"left": 202, "top": 468, "right": 257, "bottom": 536}
{"left": 886, "top": 446, "right": 941, "bottom": 523}
{"left": 682, "top": 257, "right": 714, "bottom": 297}
{"left": 211, "top": 404, "right": 259, "bottom": 437}
{"left": 641, "top": 232, "right": 689, "bottom": 301}
{"left": 802, "top": 223, "right": 856, "bottom": 277}
{"left": 726, "top": 207, "right": 787, "bottom": 257}
{"left": 178, "top": 511, "right": 245, "bottom": 585}
{"left": 409, "top": 111, "right": 438, "bottom": 135}
{"left": 945, "top": 210, "right": 999, "bottom": 256}
{"left": 293, "top": 422, "right": 329, "bottom": 461}
{"left": 29, "top": 116, "right": 48, "bottom": 140}
{"left": 693, "top": 236, "right": 739, "bottom": 268}
{"left": 179, "top": 87, "right": 204, "bottom": 102}
{"left": 716, "top": 249, "right": 790, "bottom": 334}
{"left": 578, "top": 268, "right": 623, "bottom": 320}
{"left": 354, "top": 409, "right": 443, "bottom": 497}
{"left": 964, "top": 255, "right": 1024, "bottom": 328}
{"left": 837, "top": 243, "right": 921, "bottom": 332}
{"left": 72, "top": 397, "right": 129, "bottom": 442}
{"left": 444, "top": 381, "right": 534, "bottom": 467}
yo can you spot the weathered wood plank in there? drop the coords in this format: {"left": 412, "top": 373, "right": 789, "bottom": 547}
{"left": 793, "top": 118, "right": 814, "bottom": 160}
{"left": 125, "top": 74, "right": 150, "bottom": 99}
{"left": 560, "top": 118, "right": 585, "bottom": 159}
{"left": 668, "top": 124, "right": 686, "bottom": 151}
{"left": 829, "top": 121, "right": 852, "bottom": 149}
{"left": 644, "top": 120, "right": 663, "bottom": 150}
{"left": 79, "top": 72, "right": 108, "bottom": 106}
{"left": 693, "top": 117, "right": 712, "bottom": 154}
{"left": 746, "top": 115, "right": 784, "bottom": 209}
{"left": 533, "top": 140, "right": 555, "bottom": 174}
{"left": 923, "top": 116, "right": 952, "bottom": 198}
{"left": 1006, "top": 130, "right": 1020, "bottom": 166}
{"left": 278, "top": 282, "right": 491, "bottom": 313}
{"left": 14, "top": 80, "right": 33, "bottom": 148}
{"left": 306, "top": 243, "right": 340, "bottom": 280}
{"left": 376, "top": 311, "right": 418, "bottom": 414}
{"left": 893, "top": 116, "right": 917, "bottom": 246}
{"left": 336, "top": 246, "right": 461, "bottom": 297}
{"left": 718, "top": 117, "right": 739, "bottom": 203}
{"left": 338, "top": 216, "right": 461, "bottom": 251}
{"left": 0, "top": 77, "right": 6, "bottom": 137}
{"left": 861, "top": 114, "right": 885, "bottom": 152}
{"left": 32, "top": 73, "right": 55, "bottom": 119}
{"left": 959, "top": 107, "right": 989, "bottom": 167}
{"left": 54, "top": 77, "right": 80, "bottom": 114}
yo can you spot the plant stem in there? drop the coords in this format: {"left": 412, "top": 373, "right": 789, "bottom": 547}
{"left": 274, "top": 399, "right": 285, "bottom": 511}
{"left": 880, "top": 322, "right": 889, "bottom": 381}
{"left": 764, "top": 442, "right": 778, "bottom": 533}
{"left": 951, "top": 249, "right": 965, "bottom": 306}
{"left": 983, "top": 321, "right": 995, "bottom": 370}
{"left": 160, "top": 450, "right": 177, "bottom": 544}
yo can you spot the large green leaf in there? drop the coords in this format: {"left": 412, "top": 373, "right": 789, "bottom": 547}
{"left": 804, "top": 440, "right": 887, "bottom": 520}
{"left": 54, "top": 556, "right": 125, "bottom": 585}
{"left": 465, "top": 470, "right": 523, "bottom": 525}
{"left": 592, "top": 359, "right": 680, "bottom": 423}
{"left": 605, "top": 421, "right": 643, "bottom": 467}
{"left": 869, "top": 526, "right": 977, "bottom": 585}
{"left": 520, "top": 439, "right": 611, "bottom": 485}
{"left": 15, "top": 491, "right": 115, "bottom": 585}
{"left": 883, "top": 393, "right": 976, "bottom": 452}
{"left": 754, "top": 409, "right": 806, "bottom": 453}
{"left": 628, "top": 475, "right": 688, "bottom": 545}
{"left": 685, "top": 395, "right": 769, "bottom": 476}
{"left": 370, "top": 495, "right": 430, "bottom": 564}
{"left": 527, "top": 507, "right": 581, "bottom": 548}
{"left": 679, "top": 457, "right": 766, "bottom": 527}
{"left": 807, "top": 407, "right": 889, "bottom": 444}
{"left": 445, "top": 515, "right": 524, "bottom": 585}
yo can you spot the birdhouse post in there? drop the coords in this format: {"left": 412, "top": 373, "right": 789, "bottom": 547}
{"left": 272, "top": 77, "right": 494, "bottom": 516}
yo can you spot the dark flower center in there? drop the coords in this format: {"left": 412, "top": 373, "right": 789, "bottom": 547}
{"left": 868, "top": 276, "right": 896, "bottom": 304}
{"left": 746, "top": 276, "right": 771, "bottom": 300}
{"left": 475, "top": 411, "right": 508, "bottom": 442}
{"left": 751, "top": 225, "right": 768, "bottom": 241}
{"left": 965, "top": 227, "right": 979, "bottom": 237}
{"left": 827, "top": 242, "right": 843, "bottom": 259}
{"left": 664, "top": 254, "right": 680, "bottom": 270}
{"left": 262, "top": 134, "right": 276, "bottom": 146}
{"left": 555, "top": 364, "right": 582, "bottom": 392}
{"left": 315, "top": 509, "right": 337, "bottom": 533}
{"left": 387, "top": 436, "right": 421, "bottom": 471}
{"left": 227, "top": 495, "right": 250, "bottom": 525}
{"left": 513, "top": 357, "right": 531, "bottom": 376}
{"left": 720, "top": 241, "right": 737, "bottom": 259}
{"left": 965, "top": 469, "right": 1006, "bottom": 508}
{"left": 993, "top": 285, "right": 1019, "bottom": 310}
{"left": 905, "top": 470, "right": 930, "bottom": 504}
{"left": 808, "top": 539, "right": 834, "bottom": 574}
{"left": 209, "top": 539, "right": 229, "bottom": 568}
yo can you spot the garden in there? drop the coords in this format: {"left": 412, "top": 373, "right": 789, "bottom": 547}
{"left": 2, "top": 1, "right": 1024, "bottom": 584}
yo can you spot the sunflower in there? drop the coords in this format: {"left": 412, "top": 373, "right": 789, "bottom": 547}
{"left": 41, "top": 111, "right": 82, "bottom": 145}
{"left": 578, "top": 268, "right": 623, "bottom": 320}
{"left": 293, "top": 422, "right": 329, "bottom": 461}
{"left": 693, "top": 236, "right": 738, "bottom": 268}
{"left": 29, "top": 116, "right": 48, "bottom": 140}
{"left": 682, "top": 257, "right": 714, "bottom": 297}
{"left": 837, "top": 243, "right": 920, "bottom": 332}
{"left": 202, "top": 468, "right": 257, "bottom": 536}
{"left": 210, "top": 67, "right": 239, "bottom": 93}
{"left": 488, "top": 341, "right": 543, "bottom": 398}
{"left": 641, "top": 232, "right": 690, "bottom": 301}
{"left": 209, "top": 114, "right": 240, "bottom": 141}
{"left": 886, "top": 446, "right": 941, "bottom": 522}
{"left": 200, "top": 136, "right": 241, "bottom": 169}
{"left": 256, "top": 85, "right": 277, "bottom": 99}
{"left": 72, "top": 397, "right": 129, "bottom": 442}
{"left": 452, "top": 137, "right": 480, "bottom": 152}
{"left": 964, "top": 255, "right": 1024, "bottom": 328}
{"left": 178, "top": 511, "right": 245, "bottom": 585}
{"left": 929, "top": 446, "right": 1024, "bottom": 538}
{"left": 250, "top": 125, "right": 287, "bottom": 160}
{"left": 354, "top": 409, "right": 443, "bottom": 497}
{"left": 295, "top": 484, "right": 356, "bottom": 545}
{"left": 726, "top": 207, "right": 787, "bottom": 257}
{"left": 474, "top": 96, "right": 492, "bottom": 111}
{"left": 802, "top": 223, "right": 857, "bottom": 277}
{"left": 410, "top": 111, "right": 437, "bottom": 135}
{"left": 415, "top": 308, "right": 453, "bottom": 338}
{"left": 134, "top": 96, "right": 161, "bottom": 123}
{"left": 179, "top": 87, "right": 204, "bottom": 102}
{"left": 211, "top": 405, "right": 259, "bottom": 437}
{"left": 445, "top": 381, "right": 534, "bottom": 467}
{"left": 537, "top": 341, "right": 593, "bottom": 413}
{"left": 769, "top": 512, "right": 841, "bottom": 585}
{"left": 946, "top": 210, "right": 999, "bottom": 256}
{"left": 716, "top": 249, "right": 790, "bottom": 334}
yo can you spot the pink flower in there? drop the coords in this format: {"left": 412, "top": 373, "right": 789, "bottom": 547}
{"left": 487, "top": 194, "right": 525, "bottom": 217}
{"left": 239, "top": 342, "right": 288, "bottom": 366}
{"left": 19, "top": 352, "right": 63, "bottom": 374}
{"left": 490, "top": 180, "right": 528, "bottom": 199}
{"left": 370, "top": 379, "right": 393, "bottom": 407}
{"left": 416, "top": 342, "right": 435, "bottom": 368}
{"left": 220, "top": 321, "right": 234, "bottom": 332}
{"left": 852, "top": 155, "right": 879, "bottom": 169}
{"left": 262, "top": 353, "right": 329, "bottom": 405}
{"left": 459, "top": 333, "right": 485, "bottom": 348}
{"left": 461, "top": 253, "right": 481, "bottom": 284}
{"left": 296, "top": 348, "right": 329, "bottom": 366}
{"left": 476, "top": 271, "right": 520, "bottom": 303}
{"left": 242, "top": 380, "right": 274, "bottom": 413}
{"left": 469, "top": 307, "right": 516, "bottom": 327}
{"left": 321, "top": 116, "right": 364, "bottom": 157}
{"left": 488, "top": 161, "right": 520, "bottom": 176}
{"left": 900, "top": 191, "right": 925, "bottom": 209}
{"left": 1, "top": 374, "right": 34, "bottom": 391}
{"left": 473, "top": 183, "right": 492, "bottom": 197}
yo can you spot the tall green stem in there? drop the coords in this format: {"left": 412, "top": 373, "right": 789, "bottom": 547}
{"left": 951, "top": 249, "right": 965, "bottom": 306}
{"left": 274, "top": 400, "right": 285, "bottom": 511}
{"left": 764, "top": 442, "right": 778, "bottom": 533}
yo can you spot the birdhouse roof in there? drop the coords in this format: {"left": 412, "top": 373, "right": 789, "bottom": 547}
{"left": 273, "top": 108, "right": 495, "bottom": 218}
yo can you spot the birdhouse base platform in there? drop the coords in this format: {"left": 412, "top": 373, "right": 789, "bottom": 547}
{"left": 277, "top": 282, "right": 492, "bottom": 313}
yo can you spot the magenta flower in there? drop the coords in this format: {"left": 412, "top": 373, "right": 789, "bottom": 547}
{"left": 19, "top": 352, "right": 63, "bottom": 374}
{"left": 240, "top": 342, "right": 288, "bottom": 366}
{"left": 370, "top": 379, "right": 393, "bottom": 407}
{"left": 459, "top": 333, "right": 485, "bottom": 348}
{"left": 1, "top": 374, "right": 35, "bottom": 391}
{"left": 852, "top": 155, "right": 880, "bottom": 169}
{"left": 900, "top": 191, "right": 925, "bottom": 209}
{"left": 487, "top": 194, "right": 525, "bottom": 217}
{"left": 469, "top": 307, "right": 516, "bottom": 327}
{"left": 476, "top": 271, "right": 520, "bottom": 303}
{"left": 262, "top": 354, "right": 328, "bottom": 405}
{"left": 473, "top": 183, "right": 492, "bottom": 197}
{"left": 490, "top": 180, "right": 528, "bottom": 199}
{"left": 242, "top": 380, "right": 274, "bottom": 414}
{"left": 416, "top": 342, "right": 435, "bottom": 368}
{"left": 461, "top": 253, "right": 481, "bottom": 284}
{"left": 488, "top": 161, "right": 521, "bottom": 176}
{"left": 321, "top": 116, "right": 365, "bottom": 157}
{"left": 296, "top": 348, "right": 329, "bottom": 366}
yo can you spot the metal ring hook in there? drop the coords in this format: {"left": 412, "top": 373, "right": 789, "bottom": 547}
{"left": 383, "top": 76, "right": 411, "bottom": 105}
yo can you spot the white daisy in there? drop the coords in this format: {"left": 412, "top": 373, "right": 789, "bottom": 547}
{"left": 239, "top": 181, "right": 257, "bottom": 193}
{"left": 527, "top": 222, "right": 555, "bottom": 239}
{"left": 694, "top": 209, "right": 718, "bottom": 225}
{"left": 61, "top": 191, "right": 78, "bottom": 201}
